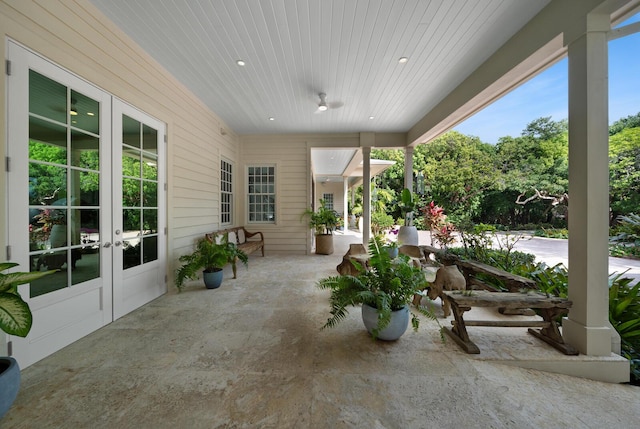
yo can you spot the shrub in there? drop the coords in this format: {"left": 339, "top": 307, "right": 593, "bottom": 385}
{"left": 534, "top": 228, "right": 569, "bottom": 239}
{"left": 371, "top": 211, "right": 395, "bottom": 236}
{"left": 608, "top": 273, "right": 640, "bottom": 382}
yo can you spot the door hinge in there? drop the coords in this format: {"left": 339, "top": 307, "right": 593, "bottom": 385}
{"left": 5, "top": 59, "right": 11, "bottom": 76}
{"left": 7, "top": 341, "right": 12, "bottom": 356}
{"left": 164, "top": 227, "right": 168, "bottom": 235}
{"left": 164, "top": 135, "right": 167, "bottom": 144}
{"left": 164, "top": 275, "right": 168, "bottom": 284}
{"left": 6, "top": 245, "right": 11, "bottom": 260}
{"left": 5, "top": 156, "right": 10, "bottom": 172}
{"left": 164, "top": 183, "right": 167, "bottom": 191}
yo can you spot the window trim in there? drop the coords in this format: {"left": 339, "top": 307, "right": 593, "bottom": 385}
{"left": 220, "top": 158, "right": 233, "bottom": 226}
{"left": 246, "top": 164, "right": 277, "bottom": 224}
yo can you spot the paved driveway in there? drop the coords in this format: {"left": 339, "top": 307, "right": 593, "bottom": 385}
{"left": 510, "top": 234, "right": 640, "bottom": 284}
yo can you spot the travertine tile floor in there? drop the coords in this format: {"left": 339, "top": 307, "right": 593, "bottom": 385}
{"left": 3, "top": 231, "right": 640, "bottom": 428}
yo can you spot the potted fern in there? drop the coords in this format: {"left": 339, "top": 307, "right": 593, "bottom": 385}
{"left": 1, "top": 262, "right": 55, "bottom": 419}
{"left": 175, "top": 234, "right": 248, "bottom": 291}
{"left": 317, "top": 236, "right": 436, "bottom": 340}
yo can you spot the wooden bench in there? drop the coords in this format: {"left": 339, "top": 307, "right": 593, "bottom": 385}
{"left": 420, "top": 246, "right": 538, "bottom": 314}
{"left": 442, "top": 290, "right": 578, "bottom": 355}
{"left": 206, "top": 226, "right": 264, "bottom": 278}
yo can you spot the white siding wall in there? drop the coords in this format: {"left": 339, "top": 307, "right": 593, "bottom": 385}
{"left": 0, "top": 0, "right": 237, "bottom": 287}
{"left": 240, "top": 134, "right": 360, "bottom": 254}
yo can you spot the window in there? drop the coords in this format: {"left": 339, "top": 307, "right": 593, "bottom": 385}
{"left": 221, "top": 160, "right": 232, "bottom": 224}
{"left": 322, "top": 193, "right": 334, "bottom": 210}
{"left": 247, "top": 166, "right": 275, "bottom": 222}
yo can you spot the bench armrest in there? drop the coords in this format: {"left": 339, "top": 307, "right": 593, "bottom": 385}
{"left": 244, "top": 229, "right": 264, "bottom": 242}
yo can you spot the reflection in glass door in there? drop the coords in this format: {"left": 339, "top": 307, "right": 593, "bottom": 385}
{"left": 112, "top": 101, "right": 165, "bottom": 320}
{"left": 121, "top": 115, "right": 159, "bottom": 269}
{"left": 7, "top": 41, "right": 113, "bottom": 368}
{"left": 28, "top": 71, "right": 102, "bottom": 296}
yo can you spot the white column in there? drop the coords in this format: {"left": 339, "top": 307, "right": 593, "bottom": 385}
{"left": 562, "top": 14, "right": 612, "bottom": 356}
{"left": 343, "top": 177, "right": 349, "bottom": 229}
{"left": 362, "top": 146, "right": 372, "bottom": 244}
{"left": 404, "top": 146, "right": 414, "bottom": 192}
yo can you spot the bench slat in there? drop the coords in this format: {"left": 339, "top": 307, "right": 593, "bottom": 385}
{"left": 456, "top": 320, "right": 550, "bottom": 328}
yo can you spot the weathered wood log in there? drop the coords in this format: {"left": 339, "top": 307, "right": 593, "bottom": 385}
{"left": 442, "top": 290, "right": 578, "bottom": 355}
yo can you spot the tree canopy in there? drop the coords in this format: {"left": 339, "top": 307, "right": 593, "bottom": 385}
{"left": 365, "top": 113, "right": 639, "bottom": 228}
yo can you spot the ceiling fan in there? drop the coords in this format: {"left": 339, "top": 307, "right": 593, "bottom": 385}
{"left": 315, "top": 92, "right": 343, "bottom": 113}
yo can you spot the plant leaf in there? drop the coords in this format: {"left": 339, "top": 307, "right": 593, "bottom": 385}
{"left": 0, "top": 292, "right": 33, "bottom": 337}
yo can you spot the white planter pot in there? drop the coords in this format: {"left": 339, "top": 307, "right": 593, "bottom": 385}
{"left": 361, "top": 304, "right": 409, "bottom": 341}
{"left": 397, "top": 225, "right": 419, "bottom": 246}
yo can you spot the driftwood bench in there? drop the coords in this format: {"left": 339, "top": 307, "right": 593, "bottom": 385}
{"left": 442, "top": 290, "right": 577, "bottom": 355}
{"left": 206, "top": 226, "right": 264, "bottom": 278}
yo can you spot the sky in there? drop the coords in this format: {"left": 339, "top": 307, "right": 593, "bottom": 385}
{"left": 453, "top": 13, "right": 640, "bottom": 144}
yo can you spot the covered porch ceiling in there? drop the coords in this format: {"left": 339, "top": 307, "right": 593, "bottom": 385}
{"left": 87, "top": 0, "right": 640, "bottom": 176}
{"left": 310, "top": 148, "right": 395, "bottom": 188}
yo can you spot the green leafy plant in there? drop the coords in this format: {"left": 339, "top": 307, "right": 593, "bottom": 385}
{"left": 608, "top": 272, "right": 640, "bottom": 381}
{"left": 0, "top": 262, "right": 56, "bottom": 337}
{"left": 317, "top": 236, "right": 437, "bottom": 339}
{"left": 175, "top": 234, "right": 248, "bottom": 291}
{"left": 398, "top": 188, "right": 417, "bottom": 226}
{"left": 371, "top": 211, "right": 395, "bottom": 236}
{"left": 301, "top": 199, "right": 339, "bottom": 235}
{"left": 609, "top": 214, "right": 640, "bottom": 259}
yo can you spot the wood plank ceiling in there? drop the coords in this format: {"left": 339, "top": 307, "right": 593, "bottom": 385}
{"left": 88, "top": 0, "right": 551, "bottom": 136}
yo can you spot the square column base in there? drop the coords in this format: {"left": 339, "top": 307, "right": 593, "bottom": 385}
{"left": 562, "top": 317, "right": 612, "bottom": 356}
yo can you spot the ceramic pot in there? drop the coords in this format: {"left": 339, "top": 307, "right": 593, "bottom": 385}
{"left": 203, "top": 269, "right": 223, "bottom": 289}
{"left": 397, "top": 225, "right": 419, "bottom": 246}
{"left": 361, "top": 304, "right": 409, "bottom": 341}
{"left": 0, "top": 357, "right": 20, "bottom": 419}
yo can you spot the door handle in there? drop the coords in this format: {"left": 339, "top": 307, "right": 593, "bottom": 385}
{"left": 114, "top": 241, "right": 122, "bottom": 247}
{"left": 104, "top": 242, "right": 112, "bottom": 248}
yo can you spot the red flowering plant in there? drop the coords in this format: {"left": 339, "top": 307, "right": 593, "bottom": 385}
{"left": 433, "top": 222, "right": 456, "bottom": 249}
{"left": 421, "top": 201, "right": 455, "bottom": 248}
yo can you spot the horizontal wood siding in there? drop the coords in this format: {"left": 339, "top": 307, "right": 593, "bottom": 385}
{"left": 239, "top": 136, "right": 308, "bottom": 253}
{"left": 0, "top": 0, "right": 239, "bottom": 282}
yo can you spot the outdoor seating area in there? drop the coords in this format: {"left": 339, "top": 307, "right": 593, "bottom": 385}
{"left": 4, "top": 230, "right": 638, "bottom": 428}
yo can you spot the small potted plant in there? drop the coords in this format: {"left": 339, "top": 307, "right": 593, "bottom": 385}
{"left": 175, "top": 234, "right": 248, "bottom": 291}
{"left": 317, "top": 236, "right": 437, "bottom": 340}
{"left": 1, "top": 262, "right": 55, "bottom": 419}
{"left": 301, "top": 199, "right": 339, "bottom": 255}
{"left": 397, "top": 188, "right": 419, "bottom": 245}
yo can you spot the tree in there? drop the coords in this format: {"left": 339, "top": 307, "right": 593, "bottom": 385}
{"left": 609, "top": 126, "right": 640, "bottom": 219}
{"left": 493, "top": 118, "right": 569, "bottom": 226}
{"left": 415, "top": 131, "right": 498, "bottom": 220}
{"left": 610, "top": 112, "right": 640, "bottom": 136}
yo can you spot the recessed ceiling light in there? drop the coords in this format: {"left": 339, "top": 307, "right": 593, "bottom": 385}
{"left": 398, "top": 57, "right": 408, "bottom": 64}
{"left": 269, "top": 117, "right": 275, "bottom": 121}
{"left": 369, "top": 116, "right": 375, "bottom": 120}
{"left": 236, "top": 60, "right": 246, "bottom": 66}
{"left": 87, "top": 112, "right": 95, "bottom": 116}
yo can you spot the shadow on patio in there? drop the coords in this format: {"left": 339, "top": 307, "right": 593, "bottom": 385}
{"left": 3, "top": 230, "right": 640, "bottom": 428}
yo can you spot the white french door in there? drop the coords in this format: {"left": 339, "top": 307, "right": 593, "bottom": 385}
{"left": 6, "top": 42, "right": 166, "bottom": 367}
{"left": 111, "top": 101, "right": 166, "bottom": 319}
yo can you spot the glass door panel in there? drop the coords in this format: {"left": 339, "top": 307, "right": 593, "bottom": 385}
{"left": 121, "top": 115, "right": 159, "bottom": 269}
{"left": 27, "top": 71, "right": 103, "bottom": 297}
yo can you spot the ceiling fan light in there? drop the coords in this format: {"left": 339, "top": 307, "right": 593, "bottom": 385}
{"left": 70, "top": 108, "right": 78, "bottom": 116}
{"left": 318, "top": 104, "right": 328, "bottom": 111}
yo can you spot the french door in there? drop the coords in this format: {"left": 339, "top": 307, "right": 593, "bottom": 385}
{"left": 6, "top": 42, "right": 166, "bottom": 367}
